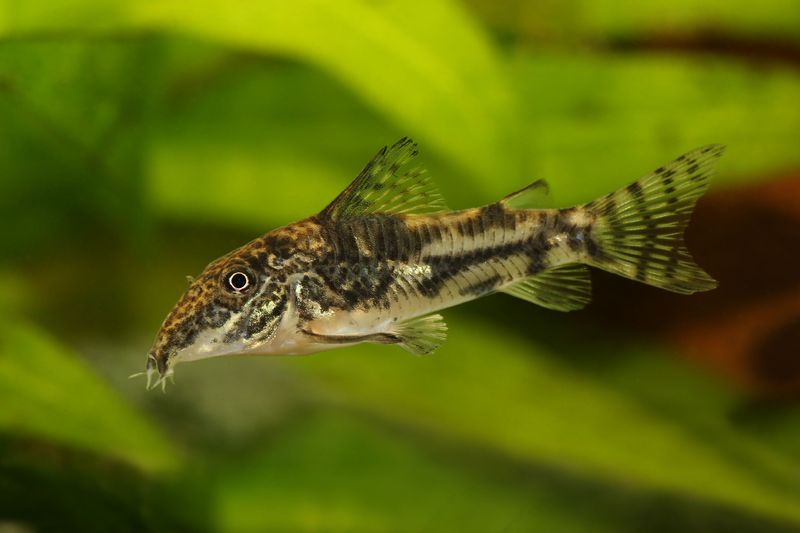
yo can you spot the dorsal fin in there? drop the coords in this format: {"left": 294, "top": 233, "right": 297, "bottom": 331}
{"left": 501, "top": 264, "right": 592, "bottom": 311}
{"left": 500, "top": 179, "right": 551, "bottom": 210}
{"left": 320, "top": 138, "right": 448, "bottom": 220}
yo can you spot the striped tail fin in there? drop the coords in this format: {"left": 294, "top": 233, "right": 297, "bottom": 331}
{"left": 587, "top": 145, "right": 724, "bottom": 294}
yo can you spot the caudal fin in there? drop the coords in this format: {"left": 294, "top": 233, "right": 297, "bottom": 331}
{"left": 587, "top": 145, "right": 724, "bottom": 294}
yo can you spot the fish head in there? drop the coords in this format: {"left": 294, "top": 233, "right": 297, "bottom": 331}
{"left": 145, "top": 249, "right": 289, "bottom": 388}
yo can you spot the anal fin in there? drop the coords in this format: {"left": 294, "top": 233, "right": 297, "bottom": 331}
{"left": 390, "top": 314, "right": 448, "bottom": 355}
{"left": 501, "top": 264, "right": 592, "bottom": 312}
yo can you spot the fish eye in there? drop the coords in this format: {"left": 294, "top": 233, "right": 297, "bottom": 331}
{"left": 225, "top": 270, "right": 252, "bottom": 293}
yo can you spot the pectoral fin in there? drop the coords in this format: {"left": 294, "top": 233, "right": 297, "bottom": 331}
{"left": 390, "top": 314, "right": 448, "bottom": 355}
{"left": 302, "top": 313, "right": 447, "bottom": 356}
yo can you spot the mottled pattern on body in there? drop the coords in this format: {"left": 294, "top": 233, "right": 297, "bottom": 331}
{"left": 143, "top": 138, "right": 723, "bottom": 389}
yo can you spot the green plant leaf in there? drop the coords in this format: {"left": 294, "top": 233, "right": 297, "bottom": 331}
{"left": 285, "top": 312, "right": 800, "bottom": 524}
{"left": 572, "top": 0, "right": 800, "bottom": 40}
{"left": 142, "top": 51, "right": 800, "bottom": 231}
{"left": 511, "top": 54, "right": 800, "bottom": 206}
{"left": 0, "top": 0, "right": 519, "bottom": 186}
{"left": 2, "top": 3, "right": 799, "bottom": 230}
{"left": 211, "top": 413, "right": 616, "bottom": 533}
{"left": 0, "top": 320, "right": 180, "bottom": 472}
{"left": 0, "top": 38, "right": 161, "bottom": 260}
{"left": 467, "top": 0, "right": 800, "bottom": 42}
{"left": 146, "top": 59, "right": 398, "bottom": 229}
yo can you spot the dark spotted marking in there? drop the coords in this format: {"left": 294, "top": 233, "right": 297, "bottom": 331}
{"left": 459, "top": 274, "right": 503, "bottom": 297}
{"left": 245, "top": 253, "right": 267, "bottom": 273}
{"left": 665, "top": 249, "right": 680, "bottom": 279}
{"left": 480, "top": 202, "right": 517, "bottom": 231}
{"left": 163, "top": 132, "right": 716, "bottom": 376}
{"left": 454, "top": 202, "right": 517, "bottom": 238}
{"left": 469, "top": 213, "right": 483, "bottom": 239}
{"left": 553, "top": 211, "right": 575, "bottom": 237}
{"left": 347, "top": 196, "right": 370, "bottom": 213}
{"left": 627, "top": 181, "right": 645, "bottom": 203}
{"left": 342, "top": 288, "right": 361, "bottom": 309}
{"left": 525, "top": 248, "right": 549, "bottom": 276}
{"left": 264, "top": 232, "right": 297, "bottom": 259}
{"left": 418, "top": 240, "right": 531, "bottom": 298}
{"left": 294, "top": 275, "right": 341, "bottom": 320}
{"left": 633, "top": 208, "right": 655, "bottom": 282}
{"left": 525, "top": 225, "right": 557, "bottom": 275}
{"left": 586, "top": 237, "right": 601, "bottom": 259}
{"left": 362, "top": 266, "right": 398, "bottom": 310}
{"left": 323, "top": 214, "right": 423, "bottom": 262}
{"left": 634, "top": 263, "right": 648, "bottom": 282}
{"left": 688, "top": 164, "right": 699, "bottom": 174}
{"left": 314, "top": 259, "right": 400, "bottom": 312}
{"left": 155, "top": 270, "right": 244, "bottom": 365}
{"left": 418, "top": 222, "right": 436, "bottom": 248}
{"left": 601, "top": 184, "right": 645, "bottom": 267}
{"left": 171, "top": 302, "right": 234, "bottom": 349}
{"left": 244, "top": 295, "right": 287, "bottom": 340}
{"left": 323, "top": 221, "right": 361, "bottom": 262}
{"left": 626, "top": 183, "right": 648, "bottom": 234}
{"left": 602, "top": 195, "right": 617, "bottom": 217}
{"left": 591, "top": 193, "right": 620, "bottom": 262}
{"left": 455, "top": 218, "right": 472, "bottom": 237}
{"left": 552, "top": 209, "right": 591, "bottom": 254}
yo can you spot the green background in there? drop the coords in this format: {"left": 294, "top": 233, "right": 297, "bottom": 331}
{"left": 1, "top": 1, "right": 799, "bottom": 531}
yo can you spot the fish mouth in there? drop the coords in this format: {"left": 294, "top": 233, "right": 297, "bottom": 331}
{"left": 137, "top": 340, "right": 246, "bottom": 392}
{"left": 129, "top": 352, "right": 174, "bottom": 392}
{"left": 133, "top": 322, "right": 275, "bottom": 391}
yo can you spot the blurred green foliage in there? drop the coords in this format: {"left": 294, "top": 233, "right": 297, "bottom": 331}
{"left": 0, "top": 321, "right": 179, "bottom": 472}
{"left": 1, "top": 1, "right": 799, "bottom": 531}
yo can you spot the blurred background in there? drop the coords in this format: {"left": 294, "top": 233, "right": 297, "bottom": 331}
{"left": 1, "top": 1, "right": 799, "bottom": 531}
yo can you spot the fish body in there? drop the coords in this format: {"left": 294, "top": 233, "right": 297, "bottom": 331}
{"left": 145, "top": 138, "right": 723, "bottom": 389}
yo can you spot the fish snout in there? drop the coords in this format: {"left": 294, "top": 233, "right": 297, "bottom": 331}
{"left": 148, "top": 350, "right": 170, "bottom": 376}
{"left": 142, "top": 350, "right": 174, "bottom": 391}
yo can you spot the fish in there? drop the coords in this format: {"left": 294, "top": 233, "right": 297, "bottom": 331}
{"left": 140, "top": 138, "right": 724, "bottom": 390}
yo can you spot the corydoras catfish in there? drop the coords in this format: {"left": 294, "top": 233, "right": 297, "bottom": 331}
{"left": 141, "top": 138, "right": 723, "bottom": 390}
